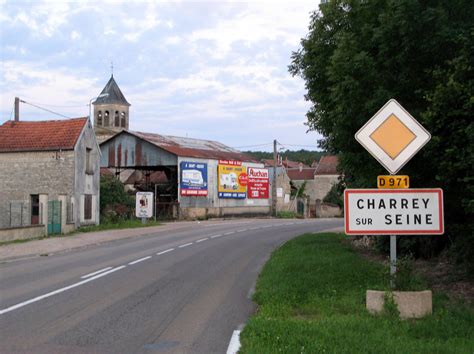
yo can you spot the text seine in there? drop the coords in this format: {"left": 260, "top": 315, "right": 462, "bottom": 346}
{"left": 355, "top": 198, "right": 432, "bottom": 226}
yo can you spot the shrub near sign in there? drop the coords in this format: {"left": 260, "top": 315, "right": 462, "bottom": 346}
{"left": 247, "top": 167, "right": 269, "bottom": 199}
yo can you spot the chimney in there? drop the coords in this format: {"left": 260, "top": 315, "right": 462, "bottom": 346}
{"left": 14, "top": 97, "right": 20, "bottom": 121}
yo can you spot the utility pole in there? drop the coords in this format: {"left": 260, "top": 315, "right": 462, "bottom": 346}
{"left": 272, "top": 139, "right": 277, "bottom": 217}
{"left": 14, "top": 97, "right": 20, "bottom": 121}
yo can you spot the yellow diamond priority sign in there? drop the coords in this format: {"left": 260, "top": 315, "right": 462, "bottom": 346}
{"left": 355, "top": 99, "right": 430, "bottom": 174}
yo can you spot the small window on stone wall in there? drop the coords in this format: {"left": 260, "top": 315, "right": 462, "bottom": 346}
{"left": 97, "top": 111, "right": 102, "bottom": 126}
{"left": 115, "top": 111, "right": 119, "bottom": 126}
{"left": 104, "top": 111, "right": 109, "bottom": 126}
{"left": 84, "top": 194, "right": 92, "bottom": 220}
{"left": 86, "top": 148, "right": 93, "bottom": 175}
{"left": 121, "top": 112, "right": 126, "bottom": 127}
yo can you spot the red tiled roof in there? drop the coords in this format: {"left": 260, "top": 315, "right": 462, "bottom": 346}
{"left": 315, "top": 155, "right": 339, "bottom": 175}
{"left": 0, "top": 118, "right": 88, "bottom": 152}
{"left": 262, "top": 159, "right": 308, "bottom": 169}
{"left": 287, "top": 168, "right": 316, "bottom": 181}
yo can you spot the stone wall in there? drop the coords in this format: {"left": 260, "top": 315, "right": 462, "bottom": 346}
{"left": 314, "top": 174, "right": 339, "bottom": 201}
{"left": 0, "top": 150, "right": 75, "bottom": 229}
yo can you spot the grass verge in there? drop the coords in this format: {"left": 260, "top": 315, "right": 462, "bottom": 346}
{"left": 239, "top": 233, "right": 474, "bottom": 353}
{"left": 74, "top": 219, "right": 161, "bottom": 233}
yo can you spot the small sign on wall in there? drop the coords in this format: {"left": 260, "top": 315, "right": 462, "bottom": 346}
{"left": 136, "top": 192, "right": 153, "bottom": 218}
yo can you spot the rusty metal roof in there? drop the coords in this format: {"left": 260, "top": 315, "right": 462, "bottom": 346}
{"left": 105, "top": 130, "right": 258, "bottom": 162}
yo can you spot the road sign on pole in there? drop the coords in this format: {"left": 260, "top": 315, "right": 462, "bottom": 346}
{"left": 355, "top": 99, "right": 431, "bottom": 174}
{"left": 344, "top": 189, "right": 444, "bottom": 235}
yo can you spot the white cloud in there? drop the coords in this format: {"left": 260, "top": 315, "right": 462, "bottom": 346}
{"left": 188, "top": 2, "right": 314, "bottom": 58}
{"left": 70, "top": 30, "right": 81, "bottom": 40}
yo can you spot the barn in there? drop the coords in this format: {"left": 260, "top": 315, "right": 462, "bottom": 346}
{"left": 100, "top": 130, "right": 270, "bottom": 219}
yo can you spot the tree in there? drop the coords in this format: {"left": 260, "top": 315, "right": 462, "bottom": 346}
{"left": 289, "top": 0, "right": 473, "bottom": 269}
{"left": 100, "top": 175, "right": 134, "bottom": 222}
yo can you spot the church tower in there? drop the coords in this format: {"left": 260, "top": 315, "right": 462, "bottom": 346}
{"left": 92, "top": 75, "right": 131, "bottom": 140}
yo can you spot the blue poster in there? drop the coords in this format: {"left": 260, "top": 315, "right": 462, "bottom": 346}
{"left": 180, "top": 161, "right": 208, "bottom": 196}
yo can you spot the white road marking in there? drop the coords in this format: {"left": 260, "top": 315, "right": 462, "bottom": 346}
{"left": 210, "top": 234, "right": 223, "bottom": 238}
{"left": 178, "top": 242, "right": 193, "bottom": 248}
{"left": 236, "top": 229, "right": 248, "bottom": 232}
{"left": 0, "top": 266, "right": 126, "bottom": 315}
{"left": 128, "top": 256, "right": 152, "bottom": 265}
{"left": 224, "top": 232, "right": 235, "bottom": 236}
{"left": 249, "top": 227, "right": 259, "bottom": 230}
{"left": 226, "top": 330, "right": 241, "bottom": 354}
{"left": 157, "top": 248, "right": 174, "bottom": 255}
{"left": 196, "top": 238, "right": 208, "bottom": 243}
{"left": 80, "top": 266, "right": 113, "bottom": 279}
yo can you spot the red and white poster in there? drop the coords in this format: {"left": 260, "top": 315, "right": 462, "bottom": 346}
{"left": 247, "top": 167, "right": 269, "bottom": 199}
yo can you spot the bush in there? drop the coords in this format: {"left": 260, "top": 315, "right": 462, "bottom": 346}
{"left": 323, "top": 183, "right": 343, "bottom": 208}
{"left": 100, "top": 175, "right": 134, "bottom": 222}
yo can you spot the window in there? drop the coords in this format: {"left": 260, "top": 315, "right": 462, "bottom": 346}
{"left": 104, "top": 111, "right": 109, "bottom": 126}
{"left": 114, "top": 111, "right": 119, "bottom": 126}
{"left": 31, "top": 194, "right": 40, "bottom": 225}
{"left": 97, "top": 111, "right": 102, "bottom": 126}
{"left": 84, "top": 194, "right": 92, "bottom": 220}
{"left": 121, "top": 112, "right": 126, "bottom": 127}
{"left": 86, "top": 148, "right": 93, "bottom": 174}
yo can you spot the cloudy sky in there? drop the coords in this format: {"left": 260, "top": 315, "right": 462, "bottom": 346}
{"left": 0, "top": 0, "right": 322, "bottom": 152}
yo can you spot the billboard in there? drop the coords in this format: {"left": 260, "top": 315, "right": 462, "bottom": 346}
{"left": 180, "top": 161, "right": 208, "bottom": 196}
{"left": 247, "top": 167, "right": 269, "bottom": 199}
{"left": 218, "top": 163, "right": 247, "bottom": 199}
{"left": 136, "top": 192, "right": 153, "bottom": 218}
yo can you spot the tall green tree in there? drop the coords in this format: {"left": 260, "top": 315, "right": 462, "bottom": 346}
{"left": 289, "top": 0, "right": 473, "bottom": 268}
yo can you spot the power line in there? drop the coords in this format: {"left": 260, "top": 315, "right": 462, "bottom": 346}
{"left": 22, "top": 101, "right": 88, "bottom": 108}
{"left": 232, "top": 142, "right": 273, "bottom": 149}
{"left": 21, "top": 99, "right": 72, "bottom": 119}
{"left": 278, "top": 143, "right": 320, "bottom": 148}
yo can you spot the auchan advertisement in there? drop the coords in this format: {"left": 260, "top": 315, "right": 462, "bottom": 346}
{"left": 247, "top": 167, "right": 269, "bottom": 199}
{"left": 218, "top": 162, "right": 247, "bottom": 199}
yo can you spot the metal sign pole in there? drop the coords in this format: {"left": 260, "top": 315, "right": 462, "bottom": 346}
{"left": 390, "top": 234, "right": 397, "bottom": 288}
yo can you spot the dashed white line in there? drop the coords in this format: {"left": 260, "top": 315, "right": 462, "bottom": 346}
{"left": 178, "top": 242, "right": 193, "bottom": 248}
{"left": 80, "top": 266, "right": 112, "bottom": 279}
{"left": 249, "top": 227, "right": 259, "bottom": 230}
{"left": 157, "top": 248, "right": 174, "bottom": 255}
{"left": 210, "top": 234, "right": 223, "bottom": 238}
{"left": 236, "top": 229, "right": 248, "bottom": 232}
{"left": 196, "top": 238, "right": 208, "bottom": 243}
{"left": 128, "top": 256, "right": 152, "bottom": 265}
{"left": 226, "top": 330, "right": 241, "bottom": 354}
{"left": 0, "top": 265, "right": 126, "bottom": 315}
{"left": 224, "top": 232, "right": 235, "bottom": 236}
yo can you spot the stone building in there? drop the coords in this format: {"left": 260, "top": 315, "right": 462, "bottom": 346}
{"left": 92, "top": 74, "right": 130, "bottom": 143}
{"left": 0, "top": 117, "right": 100, "bottom": 240}
{"left": 314, "top": 155, "right": 342, "bottom": 217}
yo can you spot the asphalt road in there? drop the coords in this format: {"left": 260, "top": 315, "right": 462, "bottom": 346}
{"left": 0, "top": 218, "right": 343, "bottom": 354}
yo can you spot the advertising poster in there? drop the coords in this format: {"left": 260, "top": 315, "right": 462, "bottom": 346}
{"left": 136, "top": 192, "right": 154, "bottom": 218}
{"left": 180, "top": 161, "right": 208, "bottom": 196}
{"left": 218, "top": 162, "right": 247, "bottom": 199}
{"left": 247, "top": 167, "right": 269, "bottom": 199}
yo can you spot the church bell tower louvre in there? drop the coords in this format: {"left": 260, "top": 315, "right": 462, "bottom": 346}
{"left": 92, "top": 74, "right": 131, "bottom": 142}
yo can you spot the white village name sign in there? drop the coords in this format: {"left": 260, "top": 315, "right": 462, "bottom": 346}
{"left": 345, "top": 189, "right": 444, "bottom": 235}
